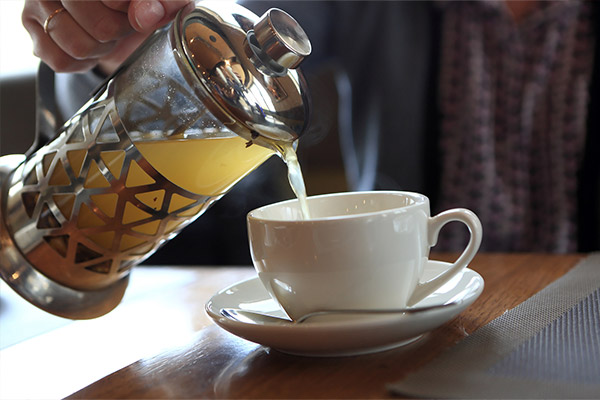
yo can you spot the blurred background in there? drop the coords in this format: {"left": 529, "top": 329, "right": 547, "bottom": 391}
{"left": 0, "top": 0, "right": 39, "bottom": 156}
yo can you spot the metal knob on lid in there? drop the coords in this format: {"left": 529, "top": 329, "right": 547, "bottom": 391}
{"left": 253, "top": 9, "right": 311, "bottom": 69}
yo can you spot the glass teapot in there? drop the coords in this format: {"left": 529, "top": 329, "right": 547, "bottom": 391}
{"left": 0, "top": 1, "right": 311, "bottom": 319}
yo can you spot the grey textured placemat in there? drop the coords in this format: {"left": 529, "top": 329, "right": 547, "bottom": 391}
{"left": 388, "top": 253, "right": 600, "bottom": 399}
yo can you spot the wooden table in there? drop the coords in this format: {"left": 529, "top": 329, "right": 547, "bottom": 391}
{"left": 0, "top": 253, "right": 586, "bottom": 398}
{"left": 55, "top": 253, "right": 584, "bottom": 399}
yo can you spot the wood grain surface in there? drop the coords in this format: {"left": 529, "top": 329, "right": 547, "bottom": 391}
{"left": 69, "top": 253, "right": 584, "bottom": 399}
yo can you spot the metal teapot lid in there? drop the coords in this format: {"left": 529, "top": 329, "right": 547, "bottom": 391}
{"left": 174, "top": 1, "right": 312, "bottom": 145}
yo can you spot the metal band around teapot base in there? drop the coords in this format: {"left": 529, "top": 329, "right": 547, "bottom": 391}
{"left": 0, "top": 155, "right": 129, "bottom": 319}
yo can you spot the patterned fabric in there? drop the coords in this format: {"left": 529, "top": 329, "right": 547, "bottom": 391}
{"left": 436, "top": 1, "right": 595, "bottom": 252}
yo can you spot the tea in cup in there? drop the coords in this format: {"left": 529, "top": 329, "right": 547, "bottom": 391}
{"left": 247, "top": 191, "right": 483, "bottom": 321}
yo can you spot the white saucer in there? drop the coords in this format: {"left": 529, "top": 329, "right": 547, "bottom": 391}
{"left": 206, "top": 260, "right": 484, "bottom": 357}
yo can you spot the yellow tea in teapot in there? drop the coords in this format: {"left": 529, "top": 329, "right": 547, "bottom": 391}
{"left": 135, "top": 136, "right": 274, "bottom": 196}
{"left": 68, "top": 134, "right": 273, "bottom": 250}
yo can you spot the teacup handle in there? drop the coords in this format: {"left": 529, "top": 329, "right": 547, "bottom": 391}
{"left": 407, "top": 208, "right": 483, "bottom": 306}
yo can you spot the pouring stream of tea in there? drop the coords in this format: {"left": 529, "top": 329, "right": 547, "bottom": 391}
{"left": 280, "top": 143, "right": 311, "bottom": 219}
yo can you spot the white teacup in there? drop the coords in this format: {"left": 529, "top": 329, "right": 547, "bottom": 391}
{"left": 247, "top": 191, "right": 482, "bottom": 321}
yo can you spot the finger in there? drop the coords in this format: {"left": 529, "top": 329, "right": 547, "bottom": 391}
{"left": 101, "top": 0, "right": 130, "bottom": 13}
{"left": 128, "top": 0, "right": 192, "bottom": 32}
{"left": 29, "top": 1, "right": 117, "bottom": 61}
{"left": 97, "top": 30, "right": 150, "bottom": 75}
{"left": 23, "top": 17, "right": 98, "bottom": 72}
{"left": 62, "top": 0, "right": 133, "bottom": 43}
{"left": 22, "top": 0, "right": 63, "bottom": 30}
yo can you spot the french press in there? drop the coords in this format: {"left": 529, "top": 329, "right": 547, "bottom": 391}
{"left": 0, "top": 1, "right": 311, "bottom": 319}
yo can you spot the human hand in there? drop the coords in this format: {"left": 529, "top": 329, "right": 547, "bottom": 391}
{"left": 22, "top": 0, "right": 193, "bottom": 74}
